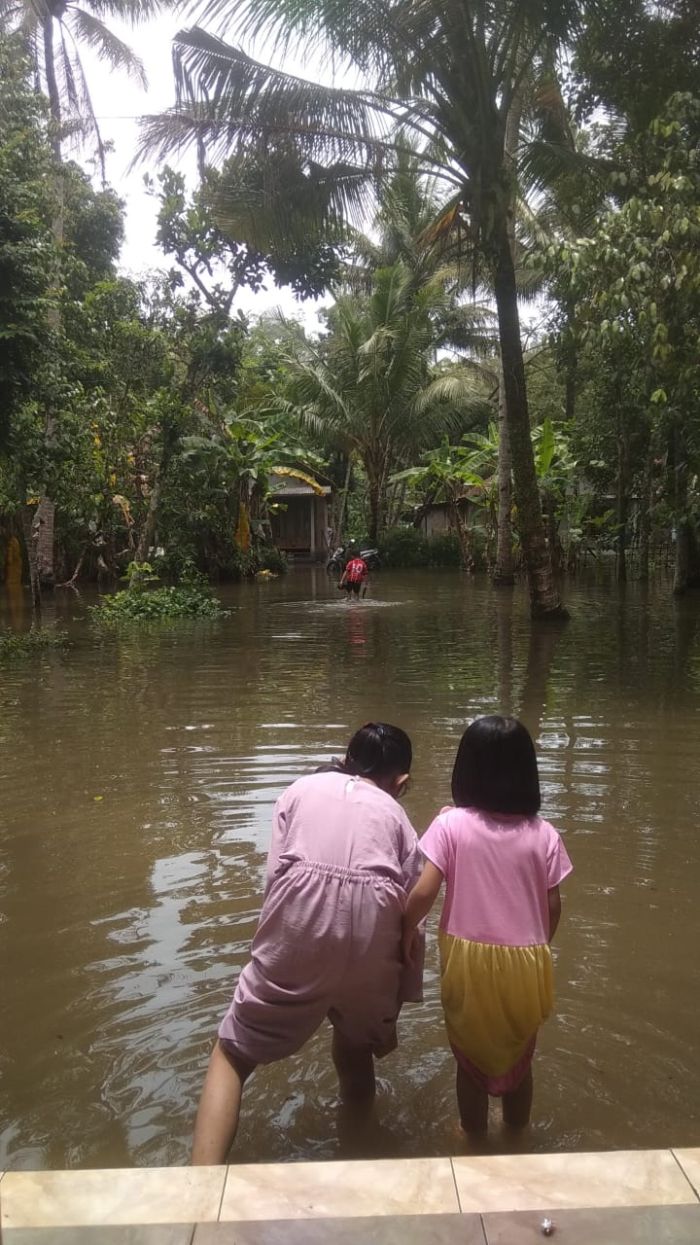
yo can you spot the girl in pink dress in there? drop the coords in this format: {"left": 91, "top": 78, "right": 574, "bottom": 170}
{"left": 403, "top": 716, "right": 572, "bottom": 1134}
{"left": 192, "top": 722, "right": 422, "bottom": 1163}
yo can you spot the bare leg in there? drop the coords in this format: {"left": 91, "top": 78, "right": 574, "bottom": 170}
{"left": 191, "top": 1040, "right": 256, "bottom": 1165}
{"left": 331, "top": 1030, "right": 376, "bottom": 1102}
{"left": 502, "top": 1067, "right": 533, "bottom": 1128}
{"left": 456, "top": 1064, "right": 489, "bottom": 1135}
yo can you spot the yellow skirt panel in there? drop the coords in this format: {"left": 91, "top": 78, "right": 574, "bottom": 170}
{"left": 438, "top": 932, "right": 554, "bottom": 1077}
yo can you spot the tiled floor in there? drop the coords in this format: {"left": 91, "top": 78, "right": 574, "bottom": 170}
{"left": 0, "top": 1149, "right": 699, "bottom": 1242}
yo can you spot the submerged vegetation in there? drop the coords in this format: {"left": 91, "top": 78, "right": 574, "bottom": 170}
{"left": 0, "top": 2, "right": 699, "bottom": 620}
{"left": 92, "top": 585, "right": 224, "bottom": 624}
{"left": 91, "top": 564, "right": 225, "bottom": 624}
{"left": 0, "top": 627, "right": 66, "bottom": 662}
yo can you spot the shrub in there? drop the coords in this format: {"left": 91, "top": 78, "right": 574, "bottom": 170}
{"left": 426, "top": 532, "right": 461, "bottom": 567}
{"left": 379, "top": 527, "right": 430, "bottom": 567}
{"left": 257, "top": 545, "right": 288, "bottom": 575}
{"left": 92, "top": 583, "right": 224, "bottom": 624}
{"left": 0, "top": 626, "right": 66, "bottom": 661}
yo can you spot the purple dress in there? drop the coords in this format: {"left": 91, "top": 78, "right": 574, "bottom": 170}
{"left": 218, "top": 771, "right": 423, "bottom": 1063}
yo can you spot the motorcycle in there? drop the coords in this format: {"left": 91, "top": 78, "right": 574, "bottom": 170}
{"left": 326, "top": 544, "right": 381, "bottom": 575}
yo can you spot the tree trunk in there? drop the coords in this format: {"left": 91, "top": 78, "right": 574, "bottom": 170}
{"left": 639, "top": 438, "right": 653, "bottom": 583}
{"left": 334, "top": 456, "right": 353, "bottom": 544}
{"left": 21, "top": 505, "right": 42, "bottom": 620}
{"left": 615, "top": 425, "right": 629, "bottom": 584}
{"left": 34, "top": 497, "right": 56, "bottom": 589}
{"left": 670, "top": 430, "right": 700, "bottom": 594}
{"left": 366, "top": 465, "right": 382, "bottom": 544}
{"left": 35, "top": 15, "right": 64, "bottom": 592}
{"left": 492, "top": 221, "right": 567, "bottom": 619}
{"left": 134, "top": 476, "right": 161, "bottom": 565}
{"left": 448, "top": 499, "right": 472, "bottom": 571}
{"left": 493, "top": 363, "right": 515, "bottom": 584}
{"left": 563, "top": 296, "right": 578, "bottom": 424}
{"left": 492, "top": 88, "right": 521, "bottom": 588}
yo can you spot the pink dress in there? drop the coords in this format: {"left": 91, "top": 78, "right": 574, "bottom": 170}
{"left": 420, "top": 806, "right": 573, "bottom": 1094}
{"left": 218, "top": 770, "right": 423, "bottom": 1064}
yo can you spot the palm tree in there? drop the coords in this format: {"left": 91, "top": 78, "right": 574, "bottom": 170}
{"left": 1, "top": 0, "right": 162, "bottom": 176}
{"left": 280, "top": 263, "right": 485, "bottom": 543}
{"left": 140, "top": 0, "right": 585, "bottom": 615}
{"left": 1, "top": 0, "right": 163, "bottom": 586}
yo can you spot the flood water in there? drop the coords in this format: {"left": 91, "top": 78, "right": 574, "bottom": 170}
{"left": 1, "top": 569, "right": 700, "bottom": 1169}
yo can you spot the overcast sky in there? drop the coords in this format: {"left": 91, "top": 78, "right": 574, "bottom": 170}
{"left": 81, "top": 15, "right": 332, "bottom": 327}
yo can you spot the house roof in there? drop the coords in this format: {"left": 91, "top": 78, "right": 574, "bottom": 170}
{"left": 269, "top": 471, "right": 331, "bottom": 497}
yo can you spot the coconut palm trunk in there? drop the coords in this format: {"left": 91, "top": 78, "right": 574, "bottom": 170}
{"left": 494, "top": 367, "right": 515, "bottom": 583}
{"left": 32, "top": 13, "right": 66, "bottom": 590}
{"left": 493, "top": 221, "right": 566, "bottom": 617}
{"left": 492, "top": 81, "right": 522, "bottom": 587}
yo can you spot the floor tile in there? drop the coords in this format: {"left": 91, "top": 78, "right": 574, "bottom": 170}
{"left": 194, "top": 1214, "right": 484, "bottom": 1244}
{"left": 451, "top": 1150, "right": 696, "bottom": 1213}
{"left": 672, "top": 1149, "right": 700, "bottom": 1199}
{"left": 0, "top": 1168, "right": 226, "bottom": 1228}
{"left": 218, "top": 1159, "right": 460, "bottom": 1221}
{"left": 482, "top": 1203, "right": 700, "bottom": 1244}
{"left": 2, "top": 1228, "right": 194, "bottom": 1245}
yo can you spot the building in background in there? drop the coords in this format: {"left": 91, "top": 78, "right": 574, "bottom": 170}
{"left": 268, "top": 472, "right": 332, "bottom": 562}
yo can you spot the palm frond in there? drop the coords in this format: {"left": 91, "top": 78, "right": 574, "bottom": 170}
{"left": 410, "top": 370, "right": 486, "bottom": 417}
{"left": 185, "top": 0, "right": 414, "bottom": 79}
{"left": 519, "top": 138, "right": 611, "bottom": 197}
{"left": 69, "top": 8, "right": 147, "bottom": 85}
{"left": 86, "top": 0, "right": 163, "bottom": 24}
{"left": 138, "top": 27, "right": 453, "bottom": 182}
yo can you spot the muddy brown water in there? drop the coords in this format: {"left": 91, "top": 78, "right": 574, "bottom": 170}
{"left": 1, "top": 569, "right": 699, "bottom": 1169}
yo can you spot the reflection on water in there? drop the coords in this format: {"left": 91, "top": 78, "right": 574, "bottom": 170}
{"left": 1, "top": 570, "right": 700, "bottom": 1168}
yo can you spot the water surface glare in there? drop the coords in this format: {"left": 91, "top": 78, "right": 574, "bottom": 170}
{"left": 1, "top": 569, "right": 700, "bottom": 1167}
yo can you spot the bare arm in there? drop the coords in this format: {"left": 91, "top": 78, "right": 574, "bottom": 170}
{"left": 548, "top": 885, "right": 562, "bottom": 942}
{"left": 402, "top": 861, "right": 444, "bottom": 962}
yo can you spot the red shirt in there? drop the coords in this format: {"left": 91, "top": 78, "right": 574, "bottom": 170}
{"left": 345, "top": 557, "right": 368, "bottom": 582}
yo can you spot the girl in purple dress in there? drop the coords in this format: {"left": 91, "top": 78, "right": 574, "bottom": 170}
{"left": 192, "top": 722, "right": 421, "bottom": 1163}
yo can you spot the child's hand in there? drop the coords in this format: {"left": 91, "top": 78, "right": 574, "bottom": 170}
{"left": 402, "top": 923, "right": 418, "bottom": 967}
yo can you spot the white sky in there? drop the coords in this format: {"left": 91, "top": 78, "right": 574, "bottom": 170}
{"left": 81, "top": 14, "right": 332, "bottom": 328}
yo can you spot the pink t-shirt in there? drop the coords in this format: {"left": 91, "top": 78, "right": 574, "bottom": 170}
{"left": 420, "top": 806, "right": 573, "bottom": 946}
{"left": 267, "top": 770, "right": 421, "bottom": 892}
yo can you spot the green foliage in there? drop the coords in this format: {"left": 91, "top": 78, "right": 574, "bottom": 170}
{"left": 425, "top": 531, "right": 462, "bottom": 568}
{"left": 0, "top": 36, "right": 56, "bottom": 450}
{"left": 92, "top": 583, "right": 224, "bottom": 624}
{"left": 379, "top": 527, "right": 430, "bottom": 567}
{"left": 257, "top": 545, "right": 288, "bottom": 574}
{"left": 378, "top": 527, "right": 462, "bottom": 569}
{"left": 0, "top": 626, "right": 66, "bottom": 662}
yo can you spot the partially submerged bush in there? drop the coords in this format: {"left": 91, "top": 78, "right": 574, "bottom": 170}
{"left": 93, "top": 584, "right": 224, "bottom": 623}
{"left": 257, "top": 546, "right": 288, "bottom": 575}
{"left": 379, "top": 527, "right": 430, "bottom": 567}
{"left": 426, "top": 532, "right": 462, "bottom": 568}
{"left": 379, "top": 527, "right": 466, "bottom": 568}
{"left": 0, "top": 626, "right": 66, "bottom": 661}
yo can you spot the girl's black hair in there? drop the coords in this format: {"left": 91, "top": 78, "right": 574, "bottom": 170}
{"left": 451, "top": 716, "right": 540, "bottom": 816}
{"left": 343, "top": 722, "right": 412, "bottom": 781}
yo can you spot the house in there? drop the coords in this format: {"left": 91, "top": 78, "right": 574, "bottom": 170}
{"left": 415, "top": 493, "right": 484, "bottom": 538}
{"left": 268, "top": 471, "right": 332, "bottom": 562}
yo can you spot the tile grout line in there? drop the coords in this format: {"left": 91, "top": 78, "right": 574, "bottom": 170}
{"left": 217, "top": 1164, "right": 231, "bottom": 1221}
{"left": 477, "top": 1212, "right": 489, "bottom": 1245}
{"left": 670, "top": 1149, "right": 700, "bottom": 1203}
{"left": 186, "top": 1224, "right": 197, "bottom": 1245}
{"left": 449, "top": 1157, "right": 463, "bottom": 1214}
